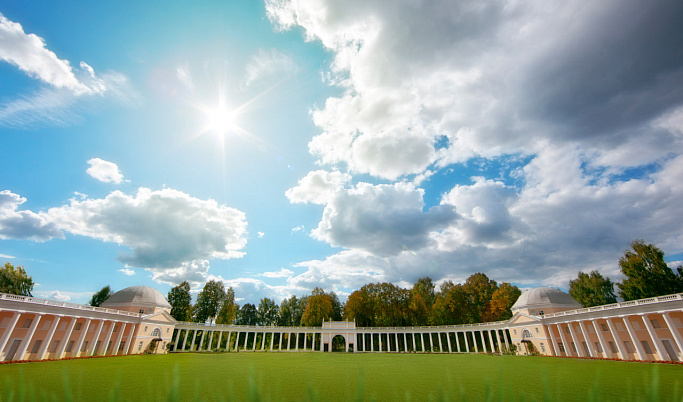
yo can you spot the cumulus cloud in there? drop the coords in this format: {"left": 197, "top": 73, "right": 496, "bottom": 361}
{"left": 0, "top": 190, "right": 63, "bottom": 241}
{"left": 118, "top": 268, "right": 135, "bottom": 276}
{"left": 312, "top": 182, "right": 457, "bottom": 256}
{"left": 86, "top": 158, "right": 125, "bottom": 184}
{"left": 243, "top": 48, "right": 297, "bottom": 87}
{"left": 260, "top": 268, "right": 294, "bottom": 278}
{"left": 285, "top": 170, "right": 351, "bottom": 204}
{"left": 291, "top": 225, "right": 305, "bottom": 234}
{"left": 48, "top": 290, "right": 71, "bottom": 301}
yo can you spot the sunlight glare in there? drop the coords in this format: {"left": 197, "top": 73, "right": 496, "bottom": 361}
{"left": 205, "top": 105, "right": 238, "bottom": 135}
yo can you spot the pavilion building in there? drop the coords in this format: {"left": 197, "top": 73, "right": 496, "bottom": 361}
{"left": 1, "top": 284, "right": 682, "bottom": 362}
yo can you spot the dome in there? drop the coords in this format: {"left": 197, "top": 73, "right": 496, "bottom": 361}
{"left": 100, "top": 286, "right": 171, "bottom": 310}
{"left": 511, "top": 287, "right": 581, "bottom": 313}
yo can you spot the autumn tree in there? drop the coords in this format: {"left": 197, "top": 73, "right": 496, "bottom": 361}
{"left": 431, "top": 281, "right": 469, "bottom": 325}
{"left": 216, "top": 287, "right": 239, "bottom": 324}
{"left": 194, "top": 280, "right": 226, "bottom": 323}
{"left": 617, "top": 240, "right": 683, "bottom": 301}
{"left": 89, "top": 285, "right": 113, "bottom": 307}
{"left": 301, "top": 287, "right": 341, "bottom": 326}
{"left": 257, "top": 297, "right": 279, "bottom": 326}
{"left": 0, "top": 262, "right": 34, "bottom": 296}
{"left": 569, "top": 270, "right": 617, "bottom": 307}
{"left": 482, "top": 282, "right": 521, "bottom": 321}
{"left": 462, "top": 273, "right": 498, "bottom": 323}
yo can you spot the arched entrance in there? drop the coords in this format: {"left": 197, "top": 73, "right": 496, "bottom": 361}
{"left": 331, "top": 335, "right": 346, "bottom": 352}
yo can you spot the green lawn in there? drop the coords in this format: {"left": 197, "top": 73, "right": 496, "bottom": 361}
{"left": 1, "top": 352, "right": 682, "bottom": 401}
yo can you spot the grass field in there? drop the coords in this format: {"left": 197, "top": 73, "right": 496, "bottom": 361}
{"left": 1, "top": 352, "right": 682, "bottom": 401}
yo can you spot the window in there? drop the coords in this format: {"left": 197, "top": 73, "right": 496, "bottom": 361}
{"left": 608, "top": 341, "right": 617, "bottom": 354}
{"left": 139, "top": 309, "right": 145, "bottom": 314}
{"left": 94, "top": 341, "right": 101, "bottom": 354}
{"left": 81, "top": 341, "right": 89, "bottom": 352}
{"left": 624, "top": 341, "right": 634, "bottom": 353}
{"left": 535, "top": 328, "right": 539, "bottom": 333}
{"left": 571, "top": 342, "right": 577, "bottom": 353}
{"left": 75, "top": 322, "right": 82, "bottom": 331}
{"left": 50, "top": 340, "right": 60, "bottom": 353}
{"left": 558, "top": 342, "right": 565, "bottom": 352}
{"left": 582, "top": 342, "right": 590, "bottom": 356}
{"left": 538, "top": 310, "right": 544, "bottom": 315}
{"left": 513, "top": 330, "right": 517, "bottom": 335}
{"left": 594, "top": 342, "right": 603, "bottom": 353}
{"left": 166, "top": 328, "right": 170, "bottom": 333}
{"left": 522, "top": 329, "right": 533, "bottom": 339}
{"left": 150, "top": 328, "right": 162, "bottom": 337}
{"left": 138, "top": 341, "right": 143, "bottom": 351}
{"left": 162, "top": 342, "right": 167, "bottom": 349}
{"left": 144, "top": 326, "right": 148, "bottom": 332}
{"left": 119, "top": 342, "right": 125, "bottom": 352}
{"left": 113, "top": 325, "right": 118, "bottom": 333}
{"left": 651, "top": 319, "right": 661, "bottom": 329}
{"left": 601, "top": 323, "right": 609, "bottom": 332}
{"left": 565, "top": 326, "right": 571, "bottom": 334}
{"left": 31, "top": 340, "right": 42, "bottom": 354}
{"left": 107, "top": 341, "right": 112, "bottom": 353}
{"left": 641, "top": 341, "right": 653, "bottom": 354}
{"left": 22, "top": 319, "right": 33, "bottom": 328}
{"left": 66, "top": 341, "right": 75, "bottom": 353}
{"left": 540, "top": 343, "right": 545, "bottom": 352}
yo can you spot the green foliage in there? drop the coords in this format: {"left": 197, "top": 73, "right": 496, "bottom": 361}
{"left": 89, "top": 285, "right": 113, "bottom": 307}
{"left": 278, "top": 295, "right": 306, "bottom": 326}
{"left": 235, "top": 303, "right": 257, "bottom": 325}
{"left": 301, "top": 287, "right": 342, "bottom": 326}
{"left": 0, "top": 261, "right": 34, "bottom": 296}
{"left": 617, "top": 240, "right": 683, "bottom": 301}
{"left": 256, "top": 297, "right": 279, "bottom": 326}
{"left": 344, "top": 282, "right": 410, "bottom": 327}
{"left": 167, "top": 281, "right": 193, "bottom": 322}
{"left": 194, "top": 280, "right": 226, "bottom": 323}
{"left": 462, "top": 273, "right": 498, "bottom": 323}
{"left": 569, "top": 270, "right": 617, "bottom": 307}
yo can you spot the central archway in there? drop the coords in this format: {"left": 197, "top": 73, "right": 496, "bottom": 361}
{"left": 331, "top": 335, "right": 346, "bottom": 352}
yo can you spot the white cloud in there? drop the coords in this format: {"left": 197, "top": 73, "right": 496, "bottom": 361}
{"left": 0, "top": 253, "right": 14, "bottom": 259}
{"left": 48, "top": 290, "right": 71, "bottom": 301}
{"left": 291, "top": 225, "right": 305, "bottom": 234}
{"left": 260, "top": 268, "right": 294, "bottom": 278}
{"left": 86, "top": 158, "right": 125, "bottom": 184}
{"left": 243, "top": 48, "right": 297, "bottom": 87}
{"left": 312, "top": 182, "right": 457, "bottom": 256}
{"left": 118, "top": 268, "right": 135, "bottom": 276}
{"left": 257, "top": 231, "right": 265, "bottom": 238}
{"left": 285, "top": 170, "right": 351, "bottom": 204}
{"left": 0, "top": 190, "right": 62, "bottom": 241}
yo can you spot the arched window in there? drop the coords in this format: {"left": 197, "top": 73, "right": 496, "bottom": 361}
{"left": 522, "top": 329, "right": 533, "bottom": 340}
{"left": 150, "top": 328, "right": 162, "bottom": 337}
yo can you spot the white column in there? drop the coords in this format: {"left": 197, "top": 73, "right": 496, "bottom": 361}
{"left": 278, "top": 332, "right": 283, "bottom": 351}
{"left": 641, "top": 315, "right": 666, "bottom": 361}
{"left": 487, "top": 330, "right": 495, "bottom": 353}
{"left": 37, "top": 316, "right": 61, "bottom": 360}
{"left": 662, "top": 313, "right": 683, "bottom": 360}
{"left": 0, "top": 312, "right": 21, "bottom": 360}
{"left": 217, "top": 331, "right": 223, "bottom": 351}
{"left": 371, "top": 333, "right": 374, "bottom": 352}
{"left": 363, "top": 333, "right": 366, "bottom": 352}
{"left": 464, "top": 332, "right": 470, "bottom": 352}
{"left": 446, "top": 332, "right": 452, "bottom": 353}
{"left": 320, "top": 333, "right": 324, "bottom": 352}
{"left": 287, "top": 332, "right": 292, "bottom": 351}
{"left": 235, "top": 332, "right": 241, "bottom": 351}
{"left": 199, "top": 330, "right": 207, "bottom": 352}
{"left": 87, "top": 320, "right": 104, "bottom": 356}
{"left": 412, "top": 333, "right": 416, "bottom": 352}
{"left": 55, "top": 317, "right": 78, "bottom": 359}
{"left": 479, "top": 331, "right": 487, "bottom": 353}
{"left": 249, "top": 332, "right": 255, "bottom": 351}
{"left": 557, "top": 323, "right": 572, "bottom": 357}
{"left": 395, "top": 333, "right": 399, "bottom": 352}
{"left": 124, "top": 323, "right": 137, "bottom": 355}
{"left": 606, "top": 318, "right": 627, "bottom": 359}
{"left": 578, "top": 321, "right": 596, "bottom": 357}
{"left": 345, "top": 335, "right": 349, "bottom": 352}
{"left": 404, "top": 333, "right": 408, "bottom": 352}
{"left": 503, "top": 329, "right": 510, "bottom": 351}
{"left": 261, "top": 332, "right": 266, "bottom": 351}
{"left": 72, "top": 318, "right": 93, "bottom": 357}
{"left": 420, "top": 333, "right": 425, "bottom": 352}
{"left": 455, "top": 332, "right": 461, "bottom": 352}
{"left": 112, "top": 323, "right": 127, "bottom": 356}
{"left": 270, "top": 332, "right": 274, "bottom": 351}
{"left": 548, "top": 325, "right": 560, "bottom": 356}
{"left": 101, "top": 321, "right": 117, "bottom": 355}
{"left": 181, "top": 329, "right": 189, "bottom": 351}
{"left": 172, "top": 328, "right": 181, "bottom": 352}
{"left": 208, "top": 331, "right": 215, "bottom": 351}
{"left": 437, "top": 333, "right": 442, "bottom": 352}
{"left": 567, "top": 322, "right": 584, "bottom": 357}
{"left": 591, "top": 320, "right": 609, "bottom": 358}
{"left": 190, "top": 330, "right": 198, "bottom": 351}
{"left": 623, "top": 317, "right": 646, "bottom": 360}
{"left": 295, "top": 332, "right": 299, "bottom": 351}
{"left": 15, "top": 314, "right": 43, "bottom": 361}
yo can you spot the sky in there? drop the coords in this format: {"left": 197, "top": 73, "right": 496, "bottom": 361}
{"left": 1, "top": 1, "right": 682, "bottom": 305}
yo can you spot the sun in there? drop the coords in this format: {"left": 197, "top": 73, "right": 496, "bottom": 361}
{"left": 204, "top": 104, "right": 238, "bottom": 135}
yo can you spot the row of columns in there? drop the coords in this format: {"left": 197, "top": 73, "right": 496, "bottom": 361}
{"left": 355, "top": 329, "right": 510, "bottom": 353}
{"left": 0, "top": 312, "right": 137, "bottom": 362}
{"left": 172, "top": 327, "right": 510, "bottom": 354}
{"left": 546, "top": 312, "right": 683, "bottom": 361}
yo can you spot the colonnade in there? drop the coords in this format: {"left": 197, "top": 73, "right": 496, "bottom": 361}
{"left": 0, "top": 311, "right": 139, "bottom": 362}
{"left": 542, "top": 312, "right": 683, "bottom": 362}
{"left": 171, "top": 325, "right": 512, "bottom": 354}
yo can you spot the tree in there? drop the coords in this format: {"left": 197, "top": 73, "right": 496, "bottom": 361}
{"left": 569, "top": 271, "right": 617, "bottom": 307}
{"left": 216, "top": 287, "right": 238, "bottom": 324}
{"left": 0, "top": 262, "right": 34, "bottom": 296}
{"left": 302, "top": 287, "right": 337, "bottom": 326}
{"left": 432, "top": 281, "right": 469, "bottom": 325}
{"left": 194, "top": 280, "right": 226, "bottom": 323}
{"left": 462, "top": 273, "right": 498, "bottom": 323}
{"left": 168, "top": 281, "right": 193, "bottom": 321}
{"left": 482, "top": 282, "right": 521, "bottom": 321}
{"left": 89, "top": 285, "right": 113, "bottom": 307}
{"left": 411, "top": 277, "right": 436, "bottom": 310}
{"left": 257, "top": 298, "right": 279, "bottom": 326}
{"left": 617, "top": 240, "right": 683, "bottom": 301}
{"left": 234, "top": 303, "right": 258, "bottom": 325}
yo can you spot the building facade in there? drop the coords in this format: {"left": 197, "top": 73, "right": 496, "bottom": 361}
{"left": 1, "top": 285, "right": 682, "bottom": 362}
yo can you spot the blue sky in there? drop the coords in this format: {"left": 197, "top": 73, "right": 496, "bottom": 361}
{"left": 1, "top": 1, "right": 682, "bottom": 305}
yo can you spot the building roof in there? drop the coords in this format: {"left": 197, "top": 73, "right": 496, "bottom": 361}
{"left": 100, "top": 286, "right": 172, "bottom": 310}
{"left": 511, "top": 287, "right": 581, "bottom": 313}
